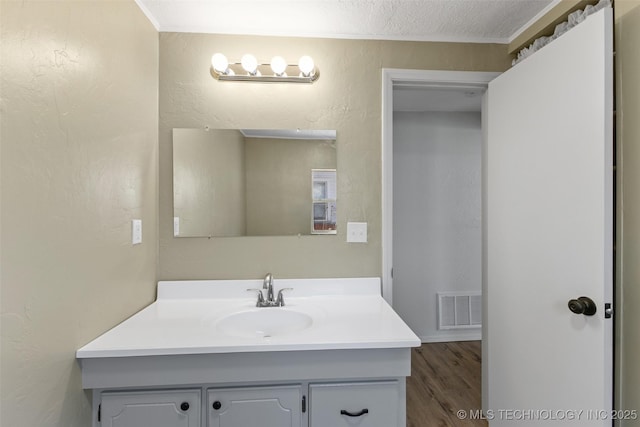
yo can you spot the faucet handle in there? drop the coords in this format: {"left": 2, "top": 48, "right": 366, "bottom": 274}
{"left": 276, "top": 288, "right": 293, "bottom": 307}
{"left": 246, "top": 288, "right": 265, "bottom": 306}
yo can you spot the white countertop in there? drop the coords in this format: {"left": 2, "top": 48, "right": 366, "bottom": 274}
{"left": 76, "top": 278, "right": 421, "bottom": 359}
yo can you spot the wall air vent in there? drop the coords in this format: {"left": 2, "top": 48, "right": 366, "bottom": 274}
{"left": 437, "top": 291, "right": 482, "bottom": 330}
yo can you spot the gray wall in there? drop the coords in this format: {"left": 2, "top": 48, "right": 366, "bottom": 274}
{"left": 173, "top": 128, "right": 246, "bottom": 236}
{"left": 158, "top": 33, "right": 511, "bottom": 280}
{"left": 0, "top": 1, "right": 159, "bottom": 426}
{"left": 245, "top": 137, "right": 336, "bottom": 236}
{"left": 392, "top": 112, "right": 482, "bottom": 342}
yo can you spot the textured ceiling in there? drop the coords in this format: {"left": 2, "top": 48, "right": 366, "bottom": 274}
{"left": 136, "top": 0, "right": 557, "bottom": 44}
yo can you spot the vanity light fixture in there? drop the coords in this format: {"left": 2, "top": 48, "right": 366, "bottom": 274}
{"left": 210, "top": 53, "right": 319, "bottom": 83}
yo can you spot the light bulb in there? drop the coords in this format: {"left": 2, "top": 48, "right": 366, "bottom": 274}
{"left": 270, "top": 56, "right": 287, "bottom": 76}
{"left": 298, "top": 55, "right": 315, "bottom": 77}
{"left": 241, "top": 54, "right": 259, "bottom": 75}
{"left": 211, "top": 53, "right": 229, "bottom": 74}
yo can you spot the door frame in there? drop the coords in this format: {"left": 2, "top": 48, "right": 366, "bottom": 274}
{"left": 381, "top": 69, "right": 500, "bottom": 306}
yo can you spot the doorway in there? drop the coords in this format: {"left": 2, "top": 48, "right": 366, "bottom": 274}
{"left": 381, "top": 70, "right": 498, "bottom": 423}
{"left": 392, "top": 86, "right": 484, "bottom": 343}
{"left": 381, "top": 69, "right": 499, "bottom": 312}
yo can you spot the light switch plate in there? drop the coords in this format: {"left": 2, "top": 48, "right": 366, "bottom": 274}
{"left": 132, "top": 219, "right": 142, "bottom": 245}
{"left": 173, "top": 217, "right": 180, "bottom": 237}
{"left": 347, "top": 222, "right": 367, "bottom": 243}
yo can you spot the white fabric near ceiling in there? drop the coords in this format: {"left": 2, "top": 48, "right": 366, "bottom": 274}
{"left": 513, "top": 0, "right": 611, "bottom": 65}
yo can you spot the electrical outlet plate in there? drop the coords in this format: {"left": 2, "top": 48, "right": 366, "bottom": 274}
{"left": 347, "top": 222, "right": 367, "bottom": 243}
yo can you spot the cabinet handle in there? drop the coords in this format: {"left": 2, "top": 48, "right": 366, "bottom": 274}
{"left": 340, "top": 409, "right": 369, "bottom": 417}
{"left": 180, "top": 402, "right": 190, "bottom": 411}
{"left": 212, "top": 401, "right": 222, "bottom": 410}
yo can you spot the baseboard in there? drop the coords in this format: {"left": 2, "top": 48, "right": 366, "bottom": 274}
{"left": 420, "top": 332, "right": 481, "bottom": 343}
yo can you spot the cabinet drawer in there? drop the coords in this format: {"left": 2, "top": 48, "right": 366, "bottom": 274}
{"left": 309, "top": 381, "right": 399, "bottom": 427}
{"left": 100, "top": 389, "right": 200, "bottom": 427}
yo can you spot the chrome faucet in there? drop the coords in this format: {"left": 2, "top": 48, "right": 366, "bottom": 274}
{"left": 263, "top": 273, "right": 274, "bottom": 303}
{"left": 246, "top": 273, "right": 292, "bottom": 307}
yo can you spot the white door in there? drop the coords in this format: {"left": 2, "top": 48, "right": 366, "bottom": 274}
{"left": 484, "top": 7, "right": 613, "bottom": 426}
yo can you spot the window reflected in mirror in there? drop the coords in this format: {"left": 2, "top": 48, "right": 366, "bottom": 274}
{"left": 311, "top": 169, "right": 337, "bottom": 234}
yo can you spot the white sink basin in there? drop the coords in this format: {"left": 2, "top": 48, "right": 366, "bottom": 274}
{"left": 215, "top": 308, "right": 313, "bottom": 338}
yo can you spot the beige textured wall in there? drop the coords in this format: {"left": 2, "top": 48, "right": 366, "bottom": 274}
{"left": 0, "top": 1, "right": 159, "bottom": 426}
{"left": 615, "top": 1, "right": 640, "bottom": 424}
{"left": 173, "top": 128, "right": 246, "bottom": 237}
{"left": 158, "top": 34, "right": 511, "bottom": 279}
{"left": 245, "top": 137, "right": 336, "bottom": 236}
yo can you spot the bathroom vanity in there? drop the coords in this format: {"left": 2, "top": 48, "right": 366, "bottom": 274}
{"left": 76, "top": 278, "right": 420, "bottom": 427}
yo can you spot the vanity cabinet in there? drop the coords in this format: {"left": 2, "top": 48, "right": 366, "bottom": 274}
{"left": 100, "top": 389, "right": 201, "bottom": 427}
{"left": 78, "top": 279, "right": 420, "bottom": 427}
{"left": 94, "top": 380, "right": 402, "bottom": 427}
{"left": 207, "top": 385, "right": 303, "bottom": 427}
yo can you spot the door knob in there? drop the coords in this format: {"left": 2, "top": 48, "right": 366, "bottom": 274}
{"left": 568, "top": 296, "right": 597, "bottom": 316}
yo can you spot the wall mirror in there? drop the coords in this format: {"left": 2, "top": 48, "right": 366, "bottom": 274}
{"left": 173, "top": 128, "right": 337, "bottom": 237}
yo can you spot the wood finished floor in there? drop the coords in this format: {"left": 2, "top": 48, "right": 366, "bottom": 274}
{"left": 407, "top": 341, "right": 487, "bottom": 427}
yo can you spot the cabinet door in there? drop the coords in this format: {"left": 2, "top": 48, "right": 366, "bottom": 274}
{"left": 100, "top": 389, "right": 200, "bottom": 427}
{"left": 309, "top": 381, "right": 399, "bottom": 427}
{"left": 208, "top": 385, "right": 302, "bottom": 427}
